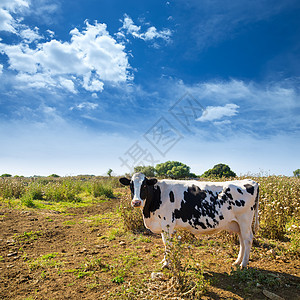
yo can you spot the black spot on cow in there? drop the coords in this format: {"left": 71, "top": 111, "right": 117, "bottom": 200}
{"left": 222, "top": 194, "right": 227, "bottom": 202}
{"left": 143, "top": 185, "right": 162, "bottom": 219}
{"left": 237, "top": 188, "right": 243, "bottom": 195}
{"left": 244, "top": 184, "right": 254, "bottom": 195}
{"left": 219, "top": 215, "right": 224, "bottom": 220}
{"left": 227, "top": 206, "right": 232, "bottom": 210}
{"left": 206, "top": 219, "right": 213, "bottom": 228}
{"left": 172, "top": 185, "right": 220, "bottom": 230}
{"left": 129, "top": 182, "right": 134, "bottom": 198}
{"left": 163, "top": 217, "right": 166, "bottom": 220}
{"left": 235, "top": 200, "right": 241, "bottom": 207}
{"left": 251, "top": 186, "right": 259, "bottom": 211}
{"left": 225, "top": 188, "right": 233, "bottom": 200}
{"left": 158, "top": 215, "right": 161, "bottom": 219}
{"left": 240, "top": 200, "right": 245, "bottom": 206}
{"left": 169, "top": 191, "right": 175, "bottom": 203}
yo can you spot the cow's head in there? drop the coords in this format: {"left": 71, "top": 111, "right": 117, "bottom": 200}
{"left": 119, "top": 173, "right": 157, "bottom": 208}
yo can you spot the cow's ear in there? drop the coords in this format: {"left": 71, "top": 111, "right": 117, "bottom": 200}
{"left": 119, "top": 178, "right": 131, "bottom": 186}
{"left": 146, "top": 178, "right": 157, "bottom": 186}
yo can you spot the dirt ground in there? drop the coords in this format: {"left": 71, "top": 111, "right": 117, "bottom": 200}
{"left": 0, "top": 194, "right": 299, "bottom": 300}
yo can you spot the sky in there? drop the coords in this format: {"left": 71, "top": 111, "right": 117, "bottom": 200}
{"left": 0, "top": 0, "right": 299, "bottom": 177}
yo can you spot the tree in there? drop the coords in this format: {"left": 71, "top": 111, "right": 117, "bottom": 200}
{"left": 107, "top": 169, "right": 113, "bottom": 177}
{"left": 1, "top": 174, "right": 12, "bottom": 177}
{"left": 155, "top": 161, "right": 192, "bottom": 179}
{"left": 202, "top": 163, "right": 236, "bottom": 178}
{"left": 49, "top": 174, "right": 60, "bottom": 178}
{"left": 294, "top": 169, "right": 300, "bottom": 177}
{"left": 134, "top": 166, "right": 156, "bottom": 177}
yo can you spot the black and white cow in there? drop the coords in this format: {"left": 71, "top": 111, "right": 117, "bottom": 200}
{"left": 119, "top": 173, "right": 259, "bottom": 268}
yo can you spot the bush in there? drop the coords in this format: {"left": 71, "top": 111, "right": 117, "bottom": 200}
{"left": 26, "top": 182, "right": 44, "bottom": 200}
{"left": 21, "top": 193, "right": 35, "bottom": 208}
{"left": 44, "top": 180, "right": 81, "bottom": 202}
{"left": 258, "top": 176, "right": 300, "bottom": 240}
{"left": 119, "top": 196, "right": 145, "bottom": 233}
{"left": 0, "top": 178, "right": 25, "bottom": 199}
{"left": 89, "top": 181, "right": 114, "bottom": 198}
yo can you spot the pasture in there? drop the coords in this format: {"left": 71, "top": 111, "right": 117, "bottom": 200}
{"left": 0, "top": 175, "right": 299, "bottom": 299}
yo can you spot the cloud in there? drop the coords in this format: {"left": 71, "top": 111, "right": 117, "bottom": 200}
{"left": 197, "top": 103, "right": 239, "bottom": 122}
{"left": 19, "top": 27, "right": 43, "bottom": 43}
{"left": 75, "top": 102, "right": 98, "bottom": 110}
{"left": 0, "top": 0, "right": 29, "bottom": 33}
{"left": 0, "top": 64, "right": 3, "bottom": 74}
{"left": 0, "top": 20, "right": 132, "bottom": 94}
{"left": 59, "top": 77, "right": 77, "bottom": 94}
{"left": 119, "top": 14, "right": 172, "bottom": 43}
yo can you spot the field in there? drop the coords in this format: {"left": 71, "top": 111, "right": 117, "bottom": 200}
{"left": 0, "top": 176, "right": 299, "bottom": 299}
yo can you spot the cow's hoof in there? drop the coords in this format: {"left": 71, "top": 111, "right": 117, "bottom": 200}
{"left": 232, "top": 259, "right": 242, "bottom": 266}
{"left": 161, "top": 262, "right": 170, "bottom": 269}
{"left": 161, "top": 259, "right": 170, "bottom": 269}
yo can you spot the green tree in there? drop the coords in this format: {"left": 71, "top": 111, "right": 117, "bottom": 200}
{"left": 134, "top": 166, "right": 156, "bottom": 177}
{"left": 155, "top": 161, "right": 192, "bottom": 179}
{"left": 202, "top": 163, "right": 236, "bottom": 178}
{"left": 49, "top": 174, "right": 60, "bottom": 178}
{"left": 293, "top": 169, "right": 300, "bottom": 177}
{"left": 107, "top": 169, "right": 113, "bottom": 177}
{"left": 1, "top": 174, "right": 12, "bottom": 177}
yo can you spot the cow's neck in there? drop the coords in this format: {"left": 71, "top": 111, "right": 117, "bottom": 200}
{"left": 142, "top": 184, "right": 162, "bottom": 219}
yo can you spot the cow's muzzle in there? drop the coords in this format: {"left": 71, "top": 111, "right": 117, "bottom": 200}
{"left": 131, "top": 200, "right": 142, "bottom": 207}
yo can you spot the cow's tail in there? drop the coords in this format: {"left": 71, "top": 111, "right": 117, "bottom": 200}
{"left": 253, "top": 184, "right": 259, "bottom": 235}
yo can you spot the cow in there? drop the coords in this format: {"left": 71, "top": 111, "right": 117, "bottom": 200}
{"left": 119, "top": 173, "right": 259, "bottom": 268}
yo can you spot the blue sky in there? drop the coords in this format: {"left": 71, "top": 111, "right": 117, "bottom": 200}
{"left": 0, "top": 0, "right": 299, "bottom": 177}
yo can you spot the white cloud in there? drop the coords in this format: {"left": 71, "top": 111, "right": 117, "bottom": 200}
{"left": 143, "top": 26, "right": 172, "bottom": 41}
{"left": 19, "top": 27, "right": 43, "bottom": 43}
{"left": 0, "top": 21, "right": 132, "bottom": 94}
{"left": 0, "top": 64, "right": 3, "bottom": 74}
{"left": 121, "top": 14, "right": 141, "bottom": 37}
{"left": 59, "top": 77, "right": 77, "bottom": 94}
{"left": 0, "top": 0, "right": 29, "bottom": 33}
{"left": 119, "top": 14, "right": 172, "bottom": 43}
{"left": 76, "top": 102, "right": 98, "bottom": 110}
{"left": 197, "top": 103, "right": 239, "bottom": 122}
{"left": 46, "top": 29, "right": 55, "bottom": 38}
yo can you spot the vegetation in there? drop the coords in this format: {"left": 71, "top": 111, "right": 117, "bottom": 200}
{"left": 294, "top": 168, "right": 300, "bottom": 177}
{"left": 133, "top": 166, "right": 156, "bottom": 177}
{"left": 0, "top": 173, "right": 12, "bottom": 177}
{"left": 155, "top": 161, "right": 196, "bottom": 179}
{"left": 202, "top": 163, "right": 237, "bottom": 178}
{"left": 107, "top": 169, "right": 113, "bottom": 177}
{"left": 49, "top": 174, "right": 60, "bottom": 178}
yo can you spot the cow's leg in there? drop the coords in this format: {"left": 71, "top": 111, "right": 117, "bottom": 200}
{"left": 161, "top": 230, "right": 173, "bottom": 268}
{"left": 233, "top": 232, "right": 244, "bottom": 266}
{"left": 237, "top": 217, "right": 254, "bottom": 268}
{"left": 226, "top": 221, "right": 245, "bottom": 267}
{"left": 240, "top": 228, "right": 253, "bottom": 268}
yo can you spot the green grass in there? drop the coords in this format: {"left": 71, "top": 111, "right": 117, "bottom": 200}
{"left": 28, "top": 252, "right": 63, "bottom": 270}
